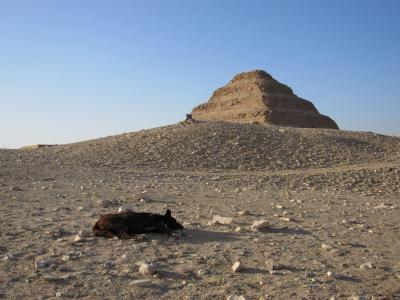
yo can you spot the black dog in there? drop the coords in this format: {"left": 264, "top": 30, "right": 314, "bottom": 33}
{"left": 92, "top": 209, "right": 183, "bottom": 238}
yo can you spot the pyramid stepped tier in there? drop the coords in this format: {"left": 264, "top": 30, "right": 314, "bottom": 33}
{"left": 192, "top": 70, "right": 339, "bottom": 129}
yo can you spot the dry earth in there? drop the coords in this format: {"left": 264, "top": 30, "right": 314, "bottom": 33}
{"left": 1, "top": 121, "right": 399, "bottom": 299}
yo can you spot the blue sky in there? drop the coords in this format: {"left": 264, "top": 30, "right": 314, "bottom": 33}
{"left": 1, "top": 0, "right": 399, "bottom": 148}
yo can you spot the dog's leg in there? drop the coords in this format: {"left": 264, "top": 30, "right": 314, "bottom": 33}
{"left": 93, "top": 229, "right": 115, "bottom": 238}
{"left": 117, "top": 225, "right": 130, "bottom": 239}
{"left": 156, "top": 221, "right": 172, "bottom": 235}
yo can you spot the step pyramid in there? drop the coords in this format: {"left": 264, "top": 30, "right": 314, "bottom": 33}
{"left": 192, "top": 70, "right": 338, "bottom": 129}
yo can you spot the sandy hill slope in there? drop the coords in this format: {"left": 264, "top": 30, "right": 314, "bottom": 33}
{"left": 20, "top": 121, "right": 400, "bottom": 171}
{"left": 1, "top": 122, "right": 400, "bottom": 299}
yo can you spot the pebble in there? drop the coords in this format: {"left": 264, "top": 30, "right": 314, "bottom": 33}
{"left": 139, "top": 262, "right": 156, "bottom": 275}
{"left": 34, "top": 260, "right": 49, "bottom": 269}
{"left": 197, "top": 269, "right": 210, "bottom": 276}
{"left": 321, "top": 244, "right": 333, "bottom": 251}
{"left": 55, "top": 292, "right": 62, "bottom": 297}
{"left": 360, "top": 262, "right": 373, "bottom": 269}
{"left": 238, "top": 210, "right": 250, "bottom": 216}
{"left": 61, "top": 255, "right": 70, "bottom": 262}
{"left": 251, "top": 220, "right": 268, "bottom": 231}
{"left": 231, "top": 261, "right": 242, "bottom": 273}
{"left": 118, "top": 205, "right": 135, "bottom": 213}
{"left": 74, "top": 235, "right": 83, "bottom": 242}
{"left": 78, "top": 229, "right": 91, "bottom": 238}
{"left": 227, "top": 295, "right": 247, "bottom": 300}
{"left": 76, "top": 206, "right": 84, "bottom": 211}
{"left": 209, "top": 215, "right": 233, "bottom": 226}
{"left": 265, "top": 259, "right": 275, "bottom": 271}
{"left": 2, "top": 254, "right": 16, "bottom": 261}
{"left": 130, "top": 279, "right": 153, "bottom": 287}
{"left": 326, "top": 271, "right": 335, "bottom": 279}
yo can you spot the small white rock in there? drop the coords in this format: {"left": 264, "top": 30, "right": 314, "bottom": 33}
{"left": 130, "top": 279, "right": 153, "bottom": 287}
{"left": 360, "top": 262, "right": 373, "bottom": 269}
{"left": 74, "top": 235, "right": 82, "bottom": 242}
{"left": 78, "top": 229, "right": 91, "bottom": 237}
{"left": 139, "top": 262, "right": 156, "bottom": 275}
{"left": 34, "top": 260, "right": 49, "bottom": 269}
{"left": 326, "top": 271, "right": 334, "bottom": 278}
{"left": 231, "top": 261, "right": 242, "bottom": 273}
{"left": 61, "top": 255, "right": 70, "bottom": 262}
{"left": 321, "top": 244, "right": 333, "bottom": 251}
{"left": 197, "top": 269, "right": 210, "bottom": 276}
{"left": 76, "top": 206, "right": 84, "bottom": 211}
{"left": 118, "top": 205, "right": 135, "bottom": 213}
{"left": 55, "top": 292, "right": 62, "bottom": 297}
{"left": 251, "top": 220, "right": 268, "bottom": 231}
{"left": 2, "top": 254, "right": 16, "bottom": 261}
{"left": 209, "top": 215, "right": 233, "bottom": 226}
{"left": 265, "top": 259, "right": 275, "bottom": 271}
{"left": 238, "top": 210, "right": 250, "bottom": 216}
{"left": 227, "top": 295, "right": 247, "bottom": 300}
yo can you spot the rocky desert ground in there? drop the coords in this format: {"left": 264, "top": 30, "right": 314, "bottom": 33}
{"left": 1, "top": 121, "right": 399, "bottom": 299}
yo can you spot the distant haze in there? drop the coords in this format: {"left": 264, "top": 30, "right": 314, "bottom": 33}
{"left": 1, "top": 0, "right": 399, "bottom": 149}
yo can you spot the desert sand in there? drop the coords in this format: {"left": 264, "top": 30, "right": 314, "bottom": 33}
{"left": 1, "top": 121, "right": 399, "bottom": 299}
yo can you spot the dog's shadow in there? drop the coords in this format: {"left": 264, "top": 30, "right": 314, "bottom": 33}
{"left": 145, "top": 228, "right": 239, "bottom": 244}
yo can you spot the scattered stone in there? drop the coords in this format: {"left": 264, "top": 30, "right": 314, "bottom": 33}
{"left": 139, "top": 262, "right": 156, "bottom": 276}
{"left": 34, "top": 259, "right": 49, "bottom": 269}
{"left": 227, "top": 295, "right": 247, "bottom": 300}
{"left": 76, "top": 206, "right": 84, "bottom": 211}
{"left": 265, "top": 259, "right": 276, "bottom": 271}
{"left": 360, "top": 262, "right": 374, "bottom": 269}
{"left": 55, "top": 292, "right": 62, "bottom": 297}
{"left": 74, "top": 235, "right": 83, "bottom": 242}
{"left": 231, "top": 261, "right": 243, "bottom": 273}
{"left": 321, "top": 244, "right": 333, "bottom": 251}
{"left": 209, "top": 215, "right": 233, "bottom": 226}
{"left": 130, "top": 279, "right": 153, "bottom": 287}
{"left": 197, "top": 269, "right": 210, "bottom": 276}
{"left": 234, "top": 226, "right": 242, "bottom": 232}
{"left": 279, "top": 217, "right": 291, "bottom": 222}
{"left": 326, "top": 271, "right": 335, "bottom": 279}
{"left": 118, "top": 205, "right": 135, "bottom": 213}
{"left": 238, "top": 210, "right": 250, "bottom": 216}
{"left": 78, "top": 229, "right": 91, "bottom": 238}
{"left": 61, "top": 255, "right": 70, "bottom": 262}
{"left": 2, "top": 254, "right": 16, "bottom": 261}
{"left": 251, "top": 220, "right": 268, "bottom": 231}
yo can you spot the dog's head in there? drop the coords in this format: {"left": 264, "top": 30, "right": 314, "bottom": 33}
{"left": 162, "top": 209, "right": 184, "bottom": 230}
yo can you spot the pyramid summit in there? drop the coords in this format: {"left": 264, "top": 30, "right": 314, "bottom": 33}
{"left": 192, "top": 70, "right": 339, "bottom": 129}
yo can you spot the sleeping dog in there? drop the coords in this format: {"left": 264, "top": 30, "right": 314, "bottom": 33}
{"left": 92, "top": 209, "right": 183, "bottom": 238}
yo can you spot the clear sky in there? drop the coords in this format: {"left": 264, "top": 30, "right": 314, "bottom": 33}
{"left": 1, "top": 0, "right": 399, "bottom": 148}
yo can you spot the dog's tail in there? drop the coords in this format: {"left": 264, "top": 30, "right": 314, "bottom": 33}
{"left": 92, "top": 221, "right": 115, "bottom": 238}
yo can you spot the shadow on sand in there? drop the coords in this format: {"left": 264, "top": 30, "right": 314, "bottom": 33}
{"left": 261, "top": 226, "right": 311, "bottom": 235}
{"left": 144, "top": 228, "right": 239, "bottom": 244}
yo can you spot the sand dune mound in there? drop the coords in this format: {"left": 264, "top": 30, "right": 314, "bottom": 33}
{"left": 30, "top": 122, "right": 400, "bottom": 171}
